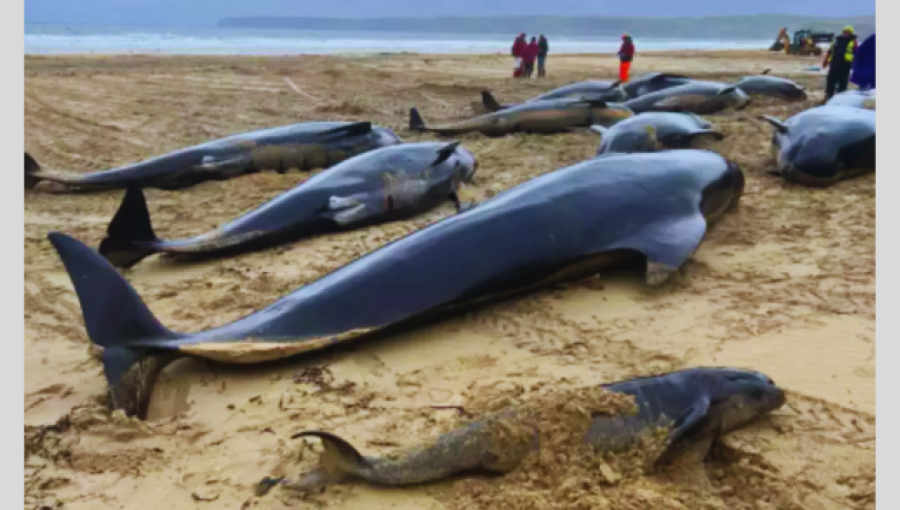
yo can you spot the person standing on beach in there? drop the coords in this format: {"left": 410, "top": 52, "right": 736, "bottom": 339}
{"left": 618, "top": 34, "right": 635, "bottom": 83}
{"left": 537, "top": 35, "right": 549, "bottom": 77}
{"left": 523, "top": 37, "right": 539, "bottom": 78}
{"left": 511, "top": 33, "right": 527, "bottom": 78}
{"left": 822, "top": 26, "right": 858, "bottom": 101}
{"left": 850, "top": 32, "right": 875, "bottom": 91}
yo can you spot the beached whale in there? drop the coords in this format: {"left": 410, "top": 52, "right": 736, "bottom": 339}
{"left": 98, "top": 142, "right": 478, "bottom": 268}
{"left": 591, "top": 112, "right": 723, "bottom": 155}
{"left": 761, "top": 105, "right": 875, "bottom": 187}
{"left": 623, "top": 82, "right": 751, "bottom": 115}
{"left": 826, "top": 88, "right": 876, "bottom": 110}
{"left": 48, "top": 149, "right": 744, "bottom": 419}
{"left": 25, "top": 121, "right": 401, "bottom": 192}
{"left": 409, "top": 97, "right": 633, "bottom": 137}
{"left": 480, "top": 80, "right": 628, "bottom": 112}
{"left": 623, "top": 72, "right": 696, "bottom": 98}
{"left": 732, "top": 70, "right": 808, "bottom": 101}
{"left": 256, "top": 367, "right": 786, "bottom": 494}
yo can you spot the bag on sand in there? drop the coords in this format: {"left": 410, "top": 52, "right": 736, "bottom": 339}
{"left": 513, "top": 57, "right": 523, "bottom": 77}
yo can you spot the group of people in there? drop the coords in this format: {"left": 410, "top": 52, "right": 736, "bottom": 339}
{"left": 509, "top": 33, "right": 637, "bottom": 83}
{"left": 822, "top": 26, "right": 875, "bottom": 101}
{"left": 511, "top": 34, "right": 549, "bottom": 78}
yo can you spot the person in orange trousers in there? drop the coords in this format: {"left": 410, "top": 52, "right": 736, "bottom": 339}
{"left": 617, "top": 34, "right": 635, "bottom": 83}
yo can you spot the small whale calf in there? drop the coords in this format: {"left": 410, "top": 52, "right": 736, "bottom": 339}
{"left": 257, "top": 368, "right": 786, "bottom": 494}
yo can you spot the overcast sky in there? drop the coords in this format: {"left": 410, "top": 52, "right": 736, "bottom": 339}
{"left": 26, "top": 0, "right": 876, "bottom": 28}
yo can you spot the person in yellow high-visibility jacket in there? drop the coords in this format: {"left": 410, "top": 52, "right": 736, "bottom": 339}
{"left": 822, "top": 26, "right": 859, "bottom": 101}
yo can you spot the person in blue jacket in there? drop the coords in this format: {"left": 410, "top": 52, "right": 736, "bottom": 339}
{"left": 851, "top": 33, "right": 875, "bottom": 90}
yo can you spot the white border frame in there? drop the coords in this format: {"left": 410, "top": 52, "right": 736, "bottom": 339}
{"left": 17, "top": 4, "right": 885, "bottom": 509}
{"left": 874, "top": 0, "right": 887, "bottom": 504}
{"left": 15, "top": 0, "right": 26, "bottom": 506}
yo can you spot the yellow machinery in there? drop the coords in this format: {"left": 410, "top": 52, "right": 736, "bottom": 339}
{"left": 770, "top": 28, "right": 834, "bottom": 56}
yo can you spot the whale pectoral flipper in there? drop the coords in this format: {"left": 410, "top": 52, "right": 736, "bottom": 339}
{"left": 667, "top": 396, "right": 712, "bottom": 446}
{"left": 449, "top": 188, "right": 478, "bottom": 213}
{"left": 432, "top": 141, "right": 461, "bottom": 167}
{"left": 655, "top": 396, "right": 717, "bottom": 466}
{"left": 449, "top": 173, "right": 478, "bottom": 213}
{"left": 47, "top": 232, "right": 184, "bottom": 419}
{"left": 98, "top": 185, "right": 160, "bottom": 268}
{"left": 632, "top": 213, "right": 708, "bottom": 286}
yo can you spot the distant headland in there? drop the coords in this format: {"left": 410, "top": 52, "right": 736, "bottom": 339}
{"left": 218, "top": 15, "right": 875, "bottom": 40}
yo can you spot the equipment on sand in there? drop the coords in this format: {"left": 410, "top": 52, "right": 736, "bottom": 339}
{"left": 770, "top": 28, "right": 834, "bottom": 56}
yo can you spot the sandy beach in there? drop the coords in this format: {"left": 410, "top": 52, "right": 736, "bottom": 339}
{"left": 25, "top": 51, "right": 874, "bottom": 509}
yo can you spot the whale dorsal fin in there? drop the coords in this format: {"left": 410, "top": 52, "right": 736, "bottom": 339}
{"left": 319, "top": 121, "right": 372, "bottom": 138}
{"left": 717, "top": 85, "right": 738, "bottom": 96}
{"left": 432, "top": 141, "right": 461, "bottom": 167}
{"left": 652, "top": 73, "right": 690, "bottom": 82}
{"left": 580, "top": 98, "right": 609, "bottom": 108}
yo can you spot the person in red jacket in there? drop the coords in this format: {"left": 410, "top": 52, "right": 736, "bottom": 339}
{"left": 511, "top": 33, "right": 527, "bottom": 78}
{"left": 618, "top": 34, "right": 635, "bottom": 83}
{"left": 523, "top": 36, "right": 540, "bottom": 78}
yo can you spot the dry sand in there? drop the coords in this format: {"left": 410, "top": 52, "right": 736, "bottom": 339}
{"left": 24, "top": 51, "right": 874, "bottom": 509}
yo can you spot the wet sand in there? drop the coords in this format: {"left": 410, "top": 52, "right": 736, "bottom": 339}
{"left": 25, "top": 51, "right": 874, "bottom": 509}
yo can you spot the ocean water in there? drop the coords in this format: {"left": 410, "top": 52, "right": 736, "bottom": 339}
{"left": 25, "top": 24, "right": 772, "bottom": 56}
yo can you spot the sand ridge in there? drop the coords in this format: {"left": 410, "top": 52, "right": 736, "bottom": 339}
{"left": 25, "top": 51, "right": 874, "bottom": 509}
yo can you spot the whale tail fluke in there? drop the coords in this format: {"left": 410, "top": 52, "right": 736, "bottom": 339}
{"left": 47, "top": 232, "right": 181, "bottom": 418}
{"left": 98, "top": 185, "right": 160, "bottom": 268}
{"left": 255, "top": 430, "right": 372, "bottom": 495}
{"left": 480, "top": 91, "right": 505, "bottom": 112}
{"left": 25, "top": 152, "right": 41, "bottom": 189}
{"left": 293, "top": 431, "right": 369, "bottom": 472}
{"left": 409, "top": 107, "right": 427, "bottom": 132}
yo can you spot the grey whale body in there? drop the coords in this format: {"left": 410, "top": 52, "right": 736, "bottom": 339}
{"left": 97, "top": 141, "right": 478, "bottom": 268}
{"left": 48, "top": 149, "right": 745, "bottom": 419}
{"left": 25, "top": 121, "right": 401, "bottom": 192}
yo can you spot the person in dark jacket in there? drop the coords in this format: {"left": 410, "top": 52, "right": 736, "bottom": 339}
{"left": 511, "top": 33, "right": 527, "bottom": 78}
{"left": 823, "top": 26, "right": 858, "bottom": 101}
{"left": 537, "top": 35, "right": 549, "bottom": 77}
{"left": 850, "top": 32, "right": 875, "bottom": 90}
{"left": 523, "top": 37, "right": 539, "bottom": 78}
{"left": 618, "top": 34, "right": 635, "bottom": 83}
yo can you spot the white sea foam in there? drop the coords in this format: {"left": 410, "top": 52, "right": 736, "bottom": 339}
{"left": 24, "top": 24, "right": 772, "bottom": 55}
